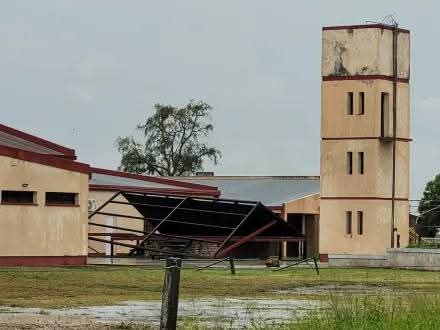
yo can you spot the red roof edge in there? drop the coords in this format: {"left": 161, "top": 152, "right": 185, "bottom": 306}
{"left": 90, "top": 167, "right": 220, "bottom": 191}
{"left": 322, "top": 23, "right": 410, "bottom": 34}
{"left": 0, "top": 145, "right": 90, "bottom": 174}
{"left": 89, "top": 184, "right": 220, "bottom": 197}
{"left": 268, "top": 205, "right": 283, "bottom": 212}
{"left": 0, "top": 123, "right": 76, "bottom": 158}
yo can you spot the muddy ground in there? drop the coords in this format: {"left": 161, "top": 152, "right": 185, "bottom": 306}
{"left": 0, "top": 314, "right": 135, "bottom": 329}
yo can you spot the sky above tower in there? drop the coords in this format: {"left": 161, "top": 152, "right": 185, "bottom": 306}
{"left": 0, "top": 1, "right": 437, "bottom": 200}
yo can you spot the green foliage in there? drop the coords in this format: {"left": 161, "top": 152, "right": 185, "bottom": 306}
{"left": 407, "top": 241, "right": 440, "bottom": 249}
{"left": 418, "top": 174, "right": 440, "bottom": 236}
{"left": 116, "top": 100, "right": 221, "bottom": 176}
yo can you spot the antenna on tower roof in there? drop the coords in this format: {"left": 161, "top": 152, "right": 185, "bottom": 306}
{"left": 365, "top": 15, "right": 398, "bottom": 27}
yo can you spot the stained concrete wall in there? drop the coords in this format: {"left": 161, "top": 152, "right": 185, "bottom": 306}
{"left": 327, "top": 248, "right": 440, "bottom": 271}
{"left": 321, "top": 80, "right": 410, "bottom": 139}
{"left": 327, "top": 254, "right": 388, "bottom": 268}
{"left": 320, "top": 199, "right": 408, "bottom": 255}
{"left": 0, "top": 155, "right": 89, "bottom": 257}
{"left": 322, "top": 27, "right": 410, "bottom": 78}
{"left": 387, "top": 248, "right": 440, "bottom": 270}
{"left": 321, "top": 140, "right": 410, "bottom": 199}
{"left": 320, "top": 25, "right": 410, "bottom": 257}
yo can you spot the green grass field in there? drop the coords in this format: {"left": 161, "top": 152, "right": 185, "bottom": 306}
{"left": 0, "top": 266, "right": 439, "bottom": 308}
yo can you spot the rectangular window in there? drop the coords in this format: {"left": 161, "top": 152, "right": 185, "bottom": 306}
{"left": 358, "top": 92, "right": 365, "bottom": 115}
{"left": 1, "top": 190, "right": 36, "bottom": 204}
{"left": 347, "top": 92, "right": 354, "bottom": 115}
{"left": 346, "top": 211, "right": 352, "bottom": 235}
{"left": 45, "top": 192, "right": 78, "bottom": 206}
{"left": 358, "top": 152, "right": 364, "bottom": 174}
{"left": 347, "top": 152, "right": 353, "bottom": 175}
{"left": 357, "top": 211, "right": 363, "bottom": 235}
{"left": 381, "top": 92, "right": 389, "bottom": 137}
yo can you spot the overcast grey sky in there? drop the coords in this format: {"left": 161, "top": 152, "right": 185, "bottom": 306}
{"left": 0, "top": 1, "right": 438, "bottom": 199}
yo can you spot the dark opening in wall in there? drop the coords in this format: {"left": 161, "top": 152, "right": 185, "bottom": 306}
{"left": 347, "top": 152, "right": 353, "bottom": 175}
{"left": 358, "top": 152, "right": 364, "bottom": 174}
{"left": 357, "top": 211, "right": 363, "bottom": 235}
{"left": 1, "top": 191, "right": 36, "bottom": 204}
{"left": 358, "top": 92, "right": 365, "bottom": 115}
{"left": 46, "top": 192, "right": 78, "bottom": 206}
{"left": 346, "top": 211, "right": 352, "bottom": 235}
{"left": 347, "top": 92, "right": 354, "bottom": 115}
{"left": 381, "top": 92, "right": 390, "bottom": 137}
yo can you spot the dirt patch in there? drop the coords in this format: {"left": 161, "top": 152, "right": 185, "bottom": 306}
{"left": 0, "top": 314, "right": 132, "bottom": 329}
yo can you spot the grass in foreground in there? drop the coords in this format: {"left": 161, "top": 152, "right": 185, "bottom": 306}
{"left": 291, "top": 294, "right": 440, "bottom": 330}
{"left": 0, "top": 266, "right": 439, "bottom": 308}
{"left": 176, "top": 295, "right": 440, "bottom": 330}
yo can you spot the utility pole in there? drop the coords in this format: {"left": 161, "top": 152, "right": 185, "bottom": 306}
{"left": 391, "top": 21, "right": 398, "bottom": 249}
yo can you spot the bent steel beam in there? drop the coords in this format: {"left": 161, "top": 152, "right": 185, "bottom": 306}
{"left": 216, "top": 219, "right": 277, "bottom": 258}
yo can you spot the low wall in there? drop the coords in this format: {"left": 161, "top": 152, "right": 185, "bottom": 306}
{"left": 387, "top": 248, "right": 440, "bottom": 270}
{"left": 328, "top": 254, "right": 388, "bottom": 268}
{"left": 327, "top": 248, "right": 440, "bottom": 270}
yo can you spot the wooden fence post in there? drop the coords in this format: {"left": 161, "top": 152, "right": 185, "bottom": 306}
{"left": 160, "top": 257, "right": 182, "bottom": 330}
{"left": 313, "top": 256, "right": 319, "bottom": 275}
{"left": 229, "top": 257, "right": 236, "bottom": 275}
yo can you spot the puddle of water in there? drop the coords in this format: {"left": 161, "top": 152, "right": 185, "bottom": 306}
{"left": 0, "top": 298, "right": 319, "bottom": 327}
{"left": 275, "top": 284, "right": 407, "bottom": 296}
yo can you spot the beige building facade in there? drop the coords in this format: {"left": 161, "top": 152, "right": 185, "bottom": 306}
{"left": 0, "top": 124, "right": 90, "bottom": 265}
{"left": 319, "top": 24, "right": 411, "bottom": 260}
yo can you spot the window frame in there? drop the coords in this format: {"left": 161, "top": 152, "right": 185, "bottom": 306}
{"left": 1, "top": 190, "right": 37, "bottom": 205}
{"left": 45, "top": 192, "right": 79, "bottom": 207}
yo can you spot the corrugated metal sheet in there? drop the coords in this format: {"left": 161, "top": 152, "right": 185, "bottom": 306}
{"left": 171, "top": 177, "right": 320, "bottom": 206}
{"left": 0, "top": 131, "right": 63, "bottom": 155}
{"left": 90, "top": 173, "right": 183, "bottom": 189}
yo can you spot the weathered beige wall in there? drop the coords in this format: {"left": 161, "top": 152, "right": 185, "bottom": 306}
{"left": 320, "top": 25, "right": 410, "bottom": 256}
{"left": 0, "top": 155, "right": 88, "bottom": 256}
{"left": 321, "top": 80, "right": 410, "bottom": 139}
{"left": 320, "top": 199, "right": 409, "bottom": 255}
{"left": 321, "top": 140, "right": 409, "bottom": 199}
{"left": 322, "top": 28, "right": 410, "bottom": 78}
{"left": 88, "top": 191, "right": 145, "bottom": 255}
{"left": 284, "top": 194, "right": 320, "bottom": 215}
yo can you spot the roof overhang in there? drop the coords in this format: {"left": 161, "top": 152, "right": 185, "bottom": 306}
{"left": 0, "top": 145, "right": 90, "bottom": 174}
{"left": 0, "top": 123, "right": 76, "bottom": 159}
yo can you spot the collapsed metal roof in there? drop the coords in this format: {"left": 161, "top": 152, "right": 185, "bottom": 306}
{"left": 88, "top": 191, "right": 303, "bottom": 259}
{"left": 169, "top": 176, "right": 320, "bottom": 206}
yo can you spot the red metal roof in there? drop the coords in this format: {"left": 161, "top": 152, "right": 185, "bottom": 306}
{"left": 0, "top": 123, "right": 76, "bottom": 159}
{"left": 90, "top": 167, "right": 220, "bottom": 197}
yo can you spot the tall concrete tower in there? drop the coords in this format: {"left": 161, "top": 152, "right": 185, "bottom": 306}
{"left": 319, "top": 24, "right": 410, "bottom": 261}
